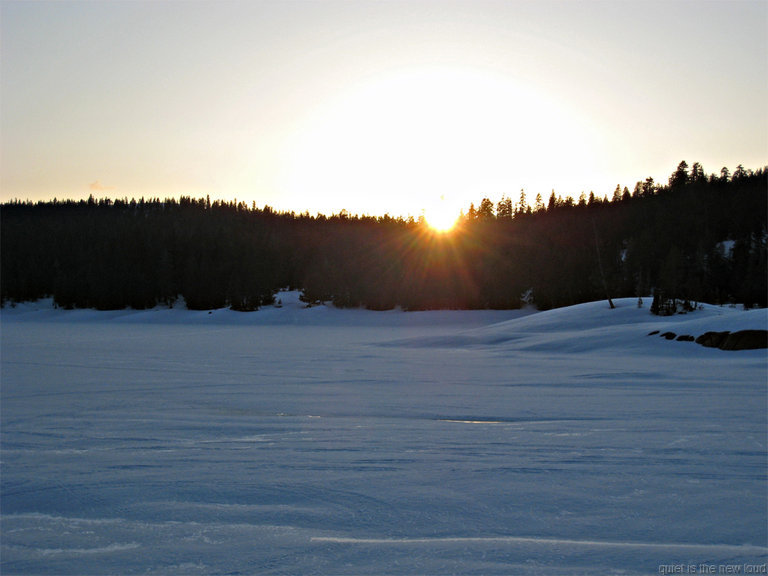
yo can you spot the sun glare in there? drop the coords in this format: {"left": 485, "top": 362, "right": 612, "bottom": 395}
{"left": 424, "top": 195, "right": 459, "bottom": 232}
{"left": 279, "top": 66, "right": 600, "bottom": 218}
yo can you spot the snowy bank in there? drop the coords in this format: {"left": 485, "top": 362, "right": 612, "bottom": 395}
{"left": 382, "top": 297, "right": 768, "bottom": 355}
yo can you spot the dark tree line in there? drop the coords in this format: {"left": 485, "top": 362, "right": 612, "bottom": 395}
{"left": 2, "top": 162, "right": 765, "bottom": 312}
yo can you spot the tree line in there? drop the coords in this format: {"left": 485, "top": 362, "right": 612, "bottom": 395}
{"left": 1, "top": 162, "right": 765, "bottom": 311}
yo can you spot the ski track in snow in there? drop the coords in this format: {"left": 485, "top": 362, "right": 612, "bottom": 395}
{"left": 1, "top": 294, "right": 766, "bottom": 575}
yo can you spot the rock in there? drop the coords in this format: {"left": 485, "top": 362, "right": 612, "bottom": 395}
{"left": 694, "top": 330, "right": 767, "bottom": 350}
{"left": 695, "top": 331, "right": 730, "bottom": 348}
{"left": 649, "top": 329, "right": 766, "bottom": 350}
{"left": 719, "top": 330, "right": 768, "bottom": 351}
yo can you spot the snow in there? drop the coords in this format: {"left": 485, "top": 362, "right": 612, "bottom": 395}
{"left": 1, "top": 293, "right": 766, "bottom": 575}
{"left": 717, "top": 240, "right": 736, "bottom": 258}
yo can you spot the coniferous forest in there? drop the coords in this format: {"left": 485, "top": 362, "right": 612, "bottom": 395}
{"left": 2, "top": 162, "right": 766, "bottom": 312}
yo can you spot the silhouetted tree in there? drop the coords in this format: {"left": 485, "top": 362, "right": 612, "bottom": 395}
{"left": 477, "top": 198, "right": 495, "bottom": 219}
{"left": 496, "top": 196, "right": 513, "bottom": 219}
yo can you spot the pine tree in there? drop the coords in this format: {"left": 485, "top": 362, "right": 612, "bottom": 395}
{"left": 496, "top": 196, "right": 513, "bottom": 219}
{"left": 669, "top": 160, "right": 689, "bottom": 188}
{"left": 690, "top": 162, "right": 705, "bottom": 182}
{"left": 547, "top": 191, "right": 557, "bottom": 211}
{"left": 642, "top": 177, "right": 655, "bottom": 197}
{"left": 516, "top": 189, "right": 529, "bottom": 215}
{"left": 477, "top": 198, "right": 495, "bottom": 219}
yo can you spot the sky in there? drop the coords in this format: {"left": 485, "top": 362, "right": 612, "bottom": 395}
{"left": 2, "top": 0, "right": 766, "bottom": 219}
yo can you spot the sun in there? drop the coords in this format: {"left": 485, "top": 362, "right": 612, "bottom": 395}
{"left": 423, "top": 195, "right": 459, "bottom": 232}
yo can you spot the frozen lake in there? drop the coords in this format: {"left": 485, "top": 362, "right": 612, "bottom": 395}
{"left": 2, "top": 296, "right": 766, "bottom": 574}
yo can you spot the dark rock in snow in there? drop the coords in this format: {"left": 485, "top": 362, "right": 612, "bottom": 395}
{"left": 660, "top": 332, "right": 677, "bottom": 340}
{"left": 676, "top": 334, "right": 695, "bottom": 342}
{"left": 647, "top": 330, "right": 660, "bottom": 336}
{"left": 695, "top": 331, "right": 730, "bottom": 348}
{"left": 719, "top": 330, "right": 768, "bottom": 350}
{"left": 694, "top": 330, "right": 767, "bottom": 350}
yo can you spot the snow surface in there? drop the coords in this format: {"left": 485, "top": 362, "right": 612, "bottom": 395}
{"left": 1, "top": 293, "right": 766, "bottom": 575}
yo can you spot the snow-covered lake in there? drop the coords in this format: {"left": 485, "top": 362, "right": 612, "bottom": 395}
{"left": 2, "top": 294, "right": 766, "bottom": 575}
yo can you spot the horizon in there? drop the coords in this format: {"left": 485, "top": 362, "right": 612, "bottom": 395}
{"left": 2, "top": 1, "right": 766, "bottom": 220}
{"left": 2, "top": 159, "right": 764, "bottom": 221}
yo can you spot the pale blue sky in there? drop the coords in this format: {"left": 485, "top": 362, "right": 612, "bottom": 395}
{"left": 2, "top": 0, "right": 766, "bottom": 217}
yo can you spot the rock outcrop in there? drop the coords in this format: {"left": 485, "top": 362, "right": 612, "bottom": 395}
{"left": 651, "top": 329, "right": 767, "bottom": 350}
{"left": 694, "top": 330, "right": 767, "bottom": 350}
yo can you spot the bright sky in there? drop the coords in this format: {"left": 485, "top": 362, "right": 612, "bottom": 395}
{"left": 2, "top": 0, "right": 766, "bottom": 219}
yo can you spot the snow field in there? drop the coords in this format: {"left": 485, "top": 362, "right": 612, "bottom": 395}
{"left": 1, "top": 295, "right": 766, "bottom": 574}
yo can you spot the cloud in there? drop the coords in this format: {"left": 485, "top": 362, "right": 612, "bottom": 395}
{"left": 89, "top": 180, "right": 116, "bottom": 192}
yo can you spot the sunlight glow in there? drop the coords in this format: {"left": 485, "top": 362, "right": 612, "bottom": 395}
{"left": 423, "top": 194, "right": 459, "bottom": 232}
{"left": 279, "top": 66, "right": 601, "bottom": 217}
